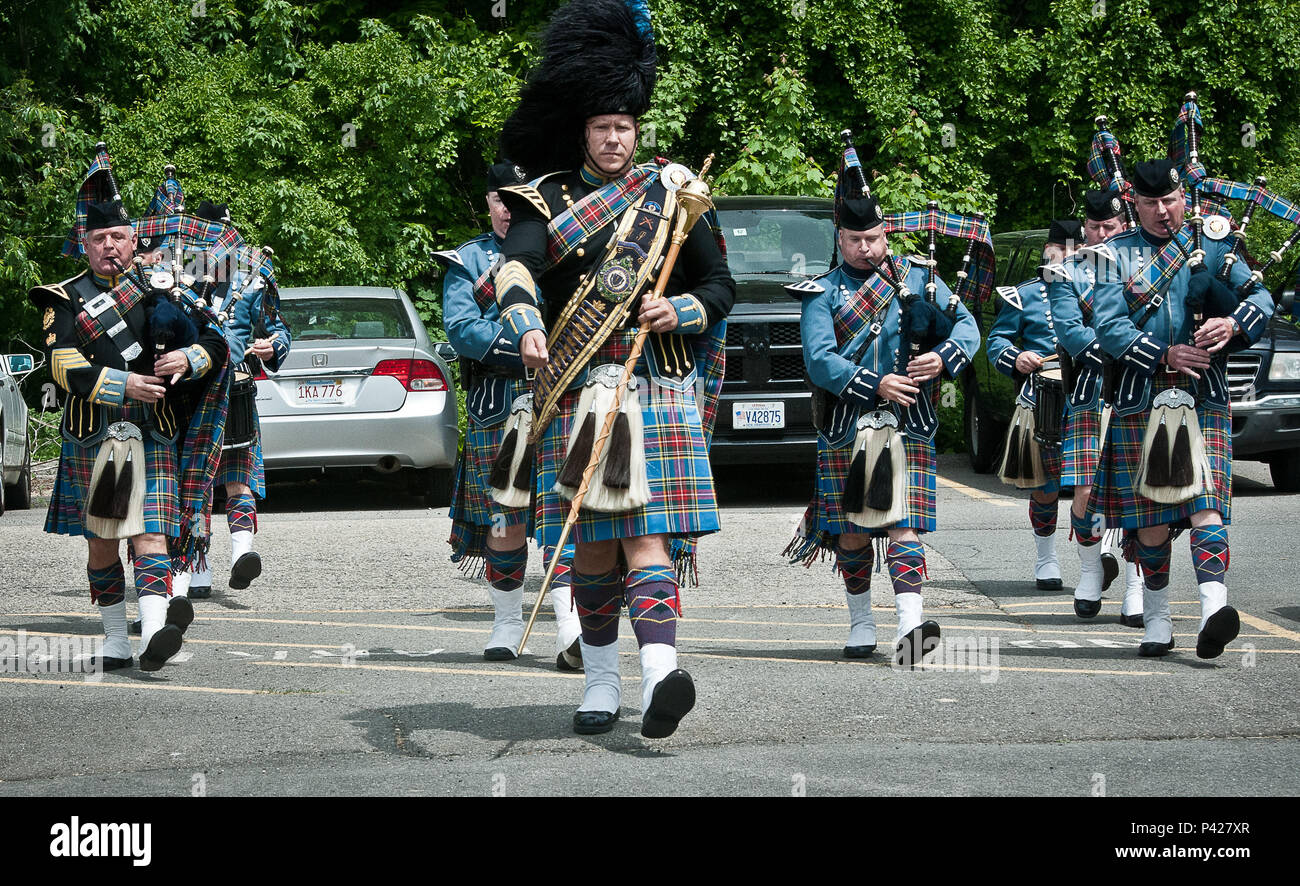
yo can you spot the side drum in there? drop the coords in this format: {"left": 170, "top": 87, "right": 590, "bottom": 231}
{"left": 1032, "top": 367, "right": 1065, "bottom": 448}
{"left": 223, "top": 365, "right": 258, "bottom": 450}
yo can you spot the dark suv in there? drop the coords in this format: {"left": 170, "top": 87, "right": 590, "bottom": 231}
{"left": 963, "top": 229, "right": 1300, "bottom": 490}
{"left": 709, "top": 196, "right": 835, "bottom": 465}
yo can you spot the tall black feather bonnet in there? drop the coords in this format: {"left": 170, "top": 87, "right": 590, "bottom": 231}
{"left": 500, "top": 0, "right": 657, "bottom": 177}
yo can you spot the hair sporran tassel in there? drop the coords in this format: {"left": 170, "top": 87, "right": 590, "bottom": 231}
{"left": 489, "top": 425, "right": 519, "bottom": 491}
{"left": 88, "top": 449, "right": 119, "bottom": 519}
{"left": 558, "top": 408, "right": 596, "bottom": 488}
{"left": 1003, "top": 424, "right": 1022, "bottom": 482}
{"left": 846, "top": 444, "right": 868, "bottom": 514}
{"left": 109, "top": 447, "right": 134, "bottom": 519}
{"left": 1146, "top": 418, "right": 1171, "bottom": 487}
{"left": 603, "top": 406, "right": 633, "bottom": 490}
{"left": 866, "top": 436, "right": 895, "bottom": 511}
{"left": 1018, "top": 427, "right": 1036, "bottom": 484}
{"left": 512, "top": 441, "right": 535, "bottom": 492}
{"left": 1169, "top": 416, "right": 1194, "bottom": 487}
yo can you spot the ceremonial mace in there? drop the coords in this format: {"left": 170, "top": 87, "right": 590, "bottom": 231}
{"left": 516, "top": 156, "right": 717, "bottom": 657}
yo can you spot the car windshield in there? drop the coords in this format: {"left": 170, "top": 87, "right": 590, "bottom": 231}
{"left": 717, "top": 208, "right": 835, "bottom": 277}
{"left": 281, "top": 297, "right": 413, "bottom": 341}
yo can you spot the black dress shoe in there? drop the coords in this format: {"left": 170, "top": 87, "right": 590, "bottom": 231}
{"left": 556, "top": 638, "right": 583, "bottom": 672}
{"left": 483, "top": 646, "right": 518, "bottom": 662}
{"left": 843, "top": 644, "right": 877, "bottom": 659}
{"left": 894, "top": 621, "right": 941, "bottom": 668}
{"left": 228, "top": 552, "right": 262, "bottom": 590}
{"left": 1138, "top": 638, "right": 1176, "bottom": 657}
{"left": 573, "top": 708, "right": 620, "bottom": 735}
{"left": 1100, "top": 552, "right": 1120, "bottom": 592}
{"left": 1074, "top": 597, "right": 1102, "bottom": 619}
{"left": 167, "top": 596, "right": 194, "bottom": 635}
{"left": 139, "top": 624, "right": 183, "bottom": 672}
{"left": 641, "top": 669, "right": 695, "bottom": 739}
{"left": 189, "top": 585, "right": 212, "bottom": 600}
{"left": 88, "top": 655, "right": 134, "bottom": 672}
{"left": 129, "top": 619, "right": 142, "bottom": 635}
{"left": 1196, "top": 606, "right": 1240, "bottom": 660}
{"left": 1118, "top": 612, "right": 1145, "bottom": 629}
{"left": 1035, "top": 577, "right": 1064, "bottom": 591}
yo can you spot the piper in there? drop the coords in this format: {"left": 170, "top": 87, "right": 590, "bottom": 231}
{"left": 1087, "top": 159, "right": 1272, "bottom": 658}
{"left": 31, "top": 148, "right": 228, "bottom": 672}
{"left": 786, "top": 161, "right": 980, "bottom": 667}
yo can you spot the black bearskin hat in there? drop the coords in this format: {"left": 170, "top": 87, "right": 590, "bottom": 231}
{"left": 500, "top": 0, "right": 657, "bottom": 176}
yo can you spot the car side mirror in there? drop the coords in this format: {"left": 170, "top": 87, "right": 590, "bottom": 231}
{"left": 433, "top": 342, "right": 458, "bottom": 362}
{"left": 5, "top": 353, "right": 38, "bottom": 380}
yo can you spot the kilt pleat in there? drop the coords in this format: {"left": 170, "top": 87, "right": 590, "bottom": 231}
{"left": 1088, "top": 375, "right": 1232, "bottom": 528}
{"left": 533, "top": 331, "right": 720, "bottom": 547}
{"left": 1061, "top": 400, "right": 1102, "bottom": 488}
{"left": 448, "top": 378, "right": 532, "bottom": 566}
{"left": 45, "top": 402, "right": 180, "bottom": 538}
{"left": 804, "top": 428, "right": 937, "bottom": 544}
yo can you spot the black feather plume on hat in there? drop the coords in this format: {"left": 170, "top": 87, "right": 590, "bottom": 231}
{"left": 500, "top": 0, "right": 657, "bottom": 177}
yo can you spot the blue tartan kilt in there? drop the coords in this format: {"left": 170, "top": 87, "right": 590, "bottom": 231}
{"left": 45, "top": 402, "right": 180, "bottom": 538}
{"left": 1087, "top": 376, "right": 1232, "bottom": 529}
{"left": 533, "top": 330, "right": 720, "bottom": 548}
{"left": 1061, "top": 398, "right": 1102, "bottom": 488}
{"left": 448, "top": 377, "right": 532, "bottom": 565}
{"left": 805, "top": 427, "right": 937, "bottom": 541}
{"left": 215, "top": 415, "right": 265, "bottom": 498}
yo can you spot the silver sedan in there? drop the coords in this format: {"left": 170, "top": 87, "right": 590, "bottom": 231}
{"left": 0, "top": 353, "right": 35, "bottom": 514}
{"left": 257, "top": 286, "right": 459, "bottom": 504}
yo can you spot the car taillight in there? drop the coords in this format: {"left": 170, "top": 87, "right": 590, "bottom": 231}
{"left": 373, "top": 358, "right": 448, "bottom": 392}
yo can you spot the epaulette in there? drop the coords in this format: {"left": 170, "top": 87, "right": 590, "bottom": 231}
{"left": 996, "top": 285, "right": 1023, "bottom": 310}
{"left": 433, "top": 232, "right": 494, "bottom": 269}
{"left": 432, "top": 250, "right": 463, "bottom": 269}
{"left": 27, "top": 270, "right": 86, "bottom": 307}
{"left": 501, "top": 171, "right": 568, "bottom": 221}
{"left": 1077, "top": 242, "right": 1118, "bottom": 265}
{"left": 783, "top": 279, "right": 825, "bottom": 300}
{"left": 1040, "top": 262, "right": 1070, "bottom": 284}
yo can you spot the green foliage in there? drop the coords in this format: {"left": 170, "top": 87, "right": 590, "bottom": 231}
{"left": 3, "top": 0, "right": 1299, "bottom": 441}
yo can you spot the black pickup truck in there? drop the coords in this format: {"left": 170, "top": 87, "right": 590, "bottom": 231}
{"left": 708, "top": 195, "right": 834, "bottom": 465}
{"left": 962, "top": 229, "right": 1300, "bottom": 490}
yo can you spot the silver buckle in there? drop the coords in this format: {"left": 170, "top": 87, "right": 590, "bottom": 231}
{"left": 82, "top": 291, "right": 115, "bottom": 318}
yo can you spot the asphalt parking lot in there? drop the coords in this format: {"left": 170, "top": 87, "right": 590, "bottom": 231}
{"left": 1, "top": 455, "right": 1297, "bottom": 797}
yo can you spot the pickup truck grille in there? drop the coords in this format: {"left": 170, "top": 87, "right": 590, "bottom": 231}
{"left": 724, "top": 321, "right": 805, "bottom": 384}
{"left": 1226, "top": 353, "right": 1261, "bottom": 402}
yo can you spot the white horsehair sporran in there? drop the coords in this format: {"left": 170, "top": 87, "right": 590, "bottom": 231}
{"left": 1137, "top": 387, "right": 1209, "bottom": 504}
{"left": 489, "top": 393, "right": 536, "bottom": 509}
{"left": 554, "top": 364, "right": 650, "bottom": 513}
{"left": 84, "top": 421, "right": 147, "bottom": 539}
{"left": 845, "top": 409, "right": 907, "bottom": 529}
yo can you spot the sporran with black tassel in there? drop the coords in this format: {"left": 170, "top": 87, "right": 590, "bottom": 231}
{"left": 84, "top": 421, "right": 147, "bottom": 538}
{"left": 845, "top": 409, "right": 907, "bottom": 529}
{"left": 489, "top": 394, "right": 535, "bottom": 509}
{"left": 554, "top": 364, "right": 650, "bottom": 513}
{"left": 1137, "top": 388, "right": 1209, "bottom": 504}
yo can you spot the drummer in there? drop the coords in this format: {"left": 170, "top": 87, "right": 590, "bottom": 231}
{"left": 985, "top": 220, "right": 1081, "bottom": 591}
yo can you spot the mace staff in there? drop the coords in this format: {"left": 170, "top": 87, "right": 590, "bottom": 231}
{"left": 517, "top": 156, "right": 717, "bottom": 656}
